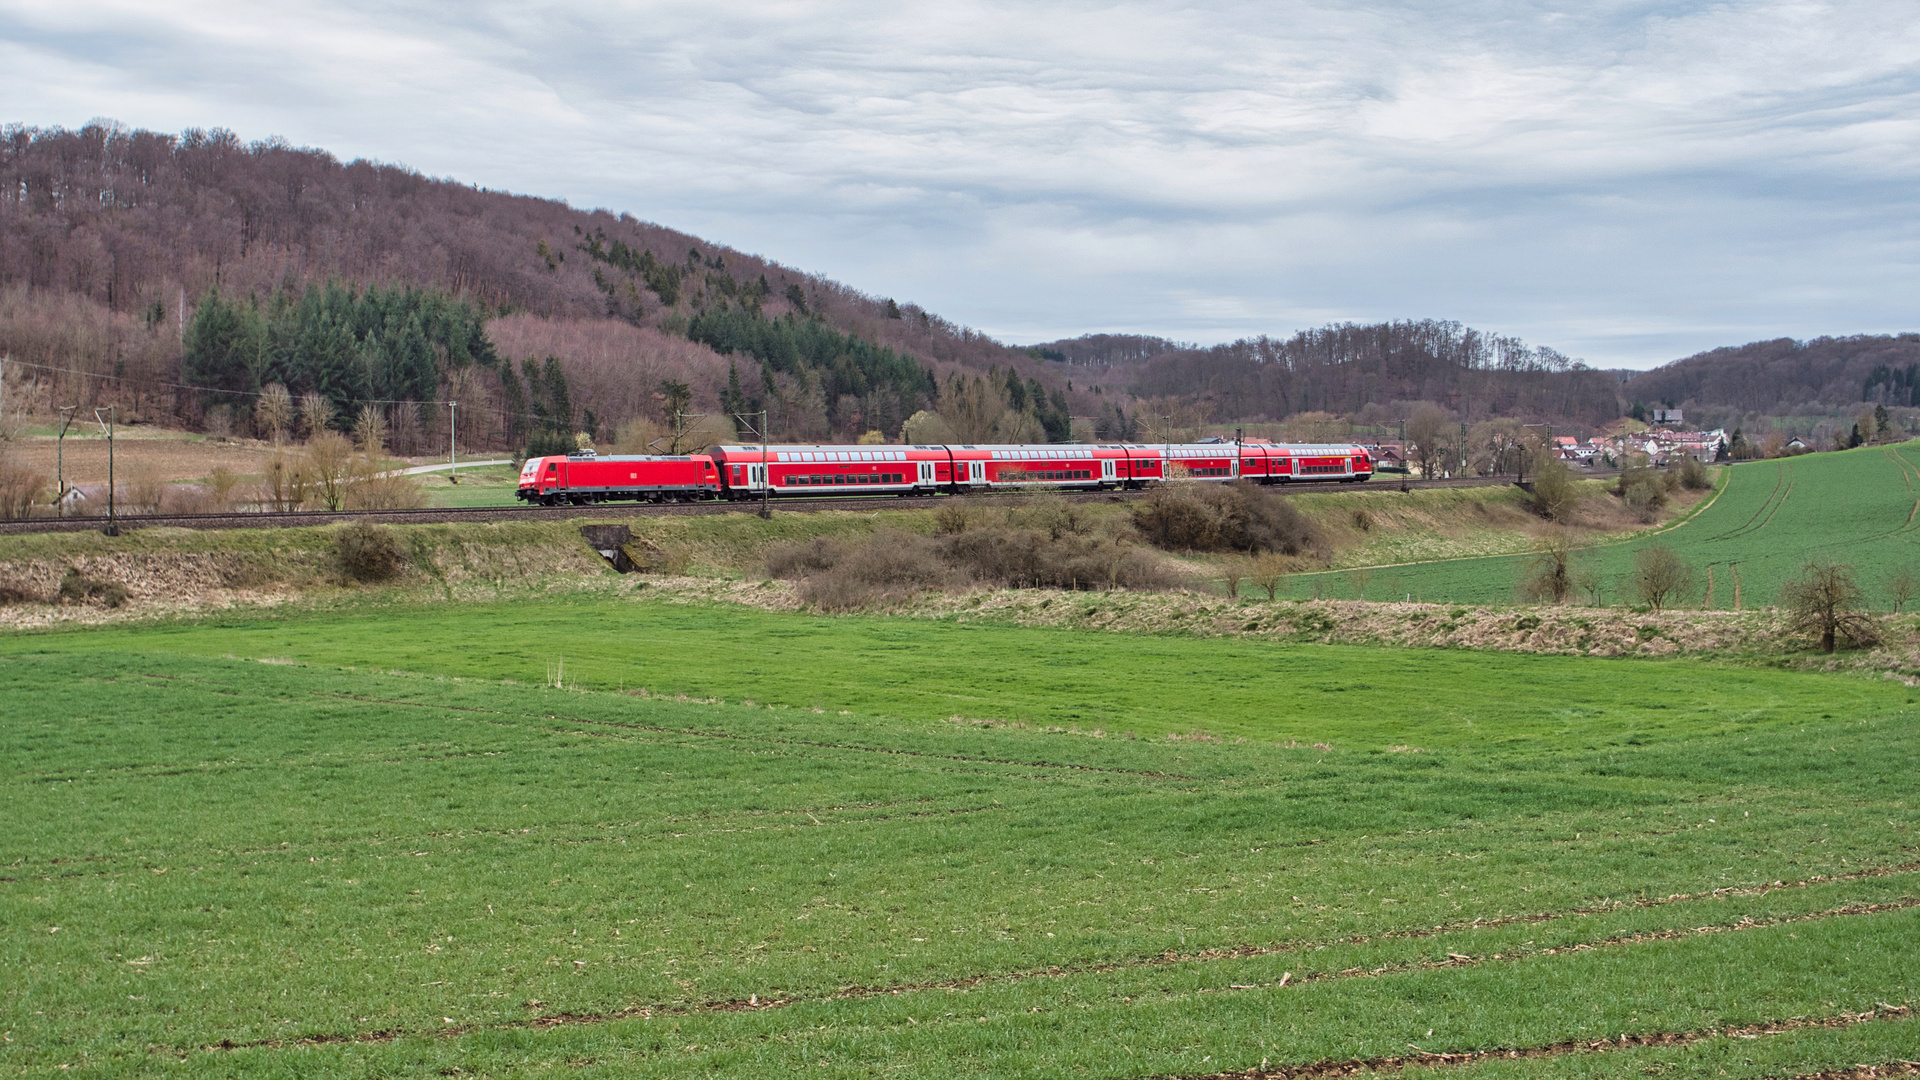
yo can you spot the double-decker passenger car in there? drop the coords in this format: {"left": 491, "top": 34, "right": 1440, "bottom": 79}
{"left": 516, "top": 440, "right": 1371, "bottom": 504}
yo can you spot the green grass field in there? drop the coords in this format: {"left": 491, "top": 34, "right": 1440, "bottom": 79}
{"left": 4, "top": 596, "right": 1918, "bottom": 1077}
{"left": 418, "top": 464, "right": 524, "bottom": 508}
{"left": 1290, "top": 443, "right": 1920, "bottom": 608}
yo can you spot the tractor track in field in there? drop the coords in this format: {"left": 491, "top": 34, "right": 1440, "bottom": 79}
{"left": 183, "top": 870, "right": 1920, "bottom": 1053}
{"left": 333, "top": 688, "right": 1204, "bottom": 780}
{"left": 1710, "top": 463, "right": 1794, "bottom": 544}
{"left": 117, "top": 672, "right": 1201, "bottom": 782}
{"left": 1155, "top": 1006, "right": 1915, "bottom": 1080}
{"left": 1783, "top": 1063, "right": 1920, "bottom": 1079}
{"left": 0, "top": 475, "right": 1519, "bottom": 536}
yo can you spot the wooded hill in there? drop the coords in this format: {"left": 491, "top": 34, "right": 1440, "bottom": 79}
{"left": 0, "top": 120, "right": 1054, "bottom": 450}
{"left": 7, "top": 120, "right": 1910, "bottom": 451}
{"left": 1619, "top": 334, "right": 1920, "bottom": 428}
{"left": 1097, "top": 321, "right": 1626, "bottom": 429}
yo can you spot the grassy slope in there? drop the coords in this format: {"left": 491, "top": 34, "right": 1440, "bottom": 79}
{"left": 1289, "top": 444, "right": 1920, "bottom": 607}
{"left": 3, "top": 596, "right": 1917, "bottom": 1077}
{"left": 10, "top": 595, "right": 1908, "bottom": 742}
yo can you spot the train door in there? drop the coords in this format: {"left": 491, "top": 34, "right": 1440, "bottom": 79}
{"left": 1100, "top": 458, "right": 1116, "bottom": 483}
{"left": 969, "top": 461, "right": 985, "bottom": 485}
{"left": 918, "top": 461, "right": 935, "bottom": 487}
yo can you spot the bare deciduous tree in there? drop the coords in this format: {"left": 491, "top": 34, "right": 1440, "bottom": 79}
{"left": 302, "top": 431, "right": 354, "bottom": 511}
{"left": 1251, "top": 554, "right": 1289, "bottom": 600}
{"left": 353, "top": 404, "right": 386, "bottom": 455}
{"left": 1631, "top": 545, "right": 1693, "bottom": 611}
{"left": 1221, "top": 559, "right": 1246, "bottom": 599}
{"left": 1887, "top": 568, "right": 1918, "bottom": 614}
{"left": 1405, "top": 403, "right": 1452, "bottom": 480}
{"left": 1522, "top": 529, "right": 1576, "bottom": 604}
{"left": 261, "top": 448, "right": 311, "bottom": 512}
{"left": 298, "top": 391, "right": 334, "bottom": 442}
{"left": 1782, "top": 562, "right": 1880, "bottom": 653}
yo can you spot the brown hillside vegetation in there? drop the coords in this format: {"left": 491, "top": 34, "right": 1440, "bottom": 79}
{"left": 0, "top": 120, "right": 1051, "bottom": 427}
{"left": 1621, "top": 334, "right": 1920, "bottom": 427}
{"left": 1125, "top": 320, "right": 1626, "bottom": 426}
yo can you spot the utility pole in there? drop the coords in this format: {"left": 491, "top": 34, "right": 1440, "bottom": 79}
{"left": 732, "top": 408, "right": 773, "bottom": 519}
{"left": 448, "top": 400, "right": 458, "bottom": 483}
{"left": 1234, "top": 426, "right": 1243, "bottom": 481}
{"left": 56, "top": 407, "right": 76, "bottom": 518}
{"left": 95, "top": 405, "right": 116, "bottom": 536}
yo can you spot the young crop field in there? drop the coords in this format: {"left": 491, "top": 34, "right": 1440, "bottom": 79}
{"left": 3, "top": 596, "right": 1918, "bottom": 1078}
{"left": 1290, "top": 444, "right": 1920, "bottom": 608}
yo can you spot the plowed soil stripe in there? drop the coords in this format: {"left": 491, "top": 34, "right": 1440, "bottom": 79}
{"left": 191, "top": 887, "right": 1920, "bottom": 1053}
{"left": 1159, "top": 1006, "right": 1913, "bottom": 1080}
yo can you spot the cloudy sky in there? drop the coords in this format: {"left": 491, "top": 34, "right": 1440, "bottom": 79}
{"left": 4, "top": 0, "right": 1917, "bottom": 367}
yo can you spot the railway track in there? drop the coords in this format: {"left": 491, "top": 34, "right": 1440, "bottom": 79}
{"left": 0, "top": 474, "right": 1539, "bottom": 536}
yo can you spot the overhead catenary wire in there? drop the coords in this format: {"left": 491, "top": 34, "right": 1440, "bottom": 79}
{"left": 0, "top": 355, "right": 576, "bottom": 430}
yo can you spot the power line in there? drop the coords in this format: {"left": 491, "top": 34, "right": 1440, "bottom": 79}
{"left": 0, "top": 356, "right": 586, "bottom": 430}
{"left": 0, "top": 357, "right": 454, "bottom": 406}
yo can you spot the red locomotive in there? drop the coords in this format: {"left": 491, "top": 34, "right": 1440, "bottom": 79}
{"left": 516, "top": 440, "right": 1370, "bottom": 505}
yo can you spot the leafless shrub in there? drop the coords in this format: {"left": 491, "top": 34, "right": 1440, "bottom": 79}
{"left": 769, "top": 522, "right": 1178, "bottom": 610}
{"left": 57, "top": 567, "right": 129, "bottom": 608}
{"left": 1522, "top": 530, "right": 1576, "bottom": 604}
{"left": 1221, "top": 559, "right": 1246, "bottom": 599}
{"left": 0, "top": 578, "right": 44, "bottom": 605}
{"left": 260, "top": 448, "right": 313, "bottom": 511}
{"left": 1015, "top": 494, "right": 1093, "bottom": 540}
{"left": 932, "top": 501, "right": 973, "bottom": 535}
{"left": 1887, "top": 567, "right": 1918, "bottom": 614}
{"left": 785, "top": 531, "right": 964, "bottom": 612}
{"left": 343, "top": 457, "right": 427, "bottom": 510}
{"left": 206, "top": 466, "right": 243, "bottom": 512}
{"left": 1676, "top": 456, "right": 1712, "bottom": 491}
{"left": 336, "top": 522, "right": 410, "bottom": 583}
{"left": 1528, "top": 452, "right": 1580, "bottom": 522}
{"left": 302, "top": 431, "right": 354, "bottom": 510}
{"left": 0, "top": 452, "right": 48, "bottom": 519}
{"left": 766, "top": 537, "right": 847, "bottom": 579}
{"left": 1615, "top": 467, "right": 1669, "bottom": 523}
{"left": 119, "top": 460, "right": 166, "bottom": 514}
{"left": 1131, "top": 482, "right": 1321, "bottom": 556}
{"left": 1250, "top": 554, "right": 1289, "bottom": 600}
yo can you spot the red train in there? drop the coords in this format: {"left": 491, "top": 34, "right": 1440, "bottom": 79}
{"left": 516, "top": 440, "right": 1372, "bottom": 505}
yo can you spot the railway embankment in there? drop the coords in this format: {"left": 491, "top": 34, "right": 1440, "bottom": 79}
{"left": 0, "top": 476, "right": 1761, "bottom": 662}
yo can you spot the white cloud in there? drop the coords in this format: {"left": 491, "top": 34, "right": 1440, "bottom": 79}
{"left": 3, "top": 0, "right": 1917, "bottom": 366}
